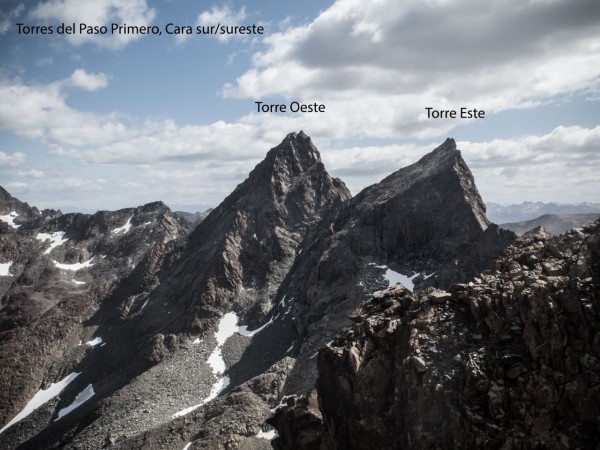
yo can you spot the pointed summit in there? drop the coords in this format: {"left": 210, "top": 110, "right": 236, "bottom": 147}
{"left": 259, "top": 130, "right": 321, "bottom": 179}
{"left": 152, "top": 131, "right": 350, "bottom": 330}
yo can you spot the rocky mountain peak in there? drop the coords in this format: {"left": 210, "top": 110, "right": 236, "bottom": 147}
{"left": 0, "top": 134, "right": 522, "bottom": 450}
{"left": 261, "top": 130, "right": 321, "bottom": 179}
{"left": 0, "top": 187, "right": 41, "bottom": 230}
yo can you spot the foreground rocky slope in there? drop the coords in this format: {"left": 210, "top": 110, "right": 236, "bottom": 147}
{"left": 1, "top": 133, "right": 517, "bottom": 449}
{"left": 273, "top": 221, "right": 600, "bottom": 449}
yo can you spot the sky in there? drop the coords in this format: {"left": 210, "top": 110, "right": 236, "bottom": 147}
{"left": 0, "top": 0, "right": 599, "bottom": 212}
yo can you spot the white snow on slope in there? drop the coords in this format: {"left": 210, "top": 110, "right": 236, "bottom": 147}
{"left": 72, "top": 279, "right": 85, "bottom": 285}
{"left": 202, "top": 375, "right": 230, "bottom": 404}
{"left": 270, "top": 394, "right": 299, "bottom": 413}
{"left": 55, "top": 384, "right": 95, "bottom": 421}
{"left": 214, "top": 311, "right": 273, "bottom": 342}
{"left": 215, "top": 312, "right": 239, "bottom": 345}
{"left": 182, "top": 443, "right": 192, "bottom": 450}
{"left": 112, "top": 215, "right": 134, "bottom": 235}
{"left": 207, "top": 346, "right": 226, "bottom": 374}
{"left": 172, "top": 311, "right": 271, "bottom": 418}
{"left": 0, "top": 211, "right": 20, "bottom": 229}
{"left": 238, "top": 317, "right": 273, "bottom": 337}
{"left": 373, "top": 264, "right": 416, "bottom": 291}
{"left": 172, "top": 375, "right": 230, "bottom": 419}
{"left": 84, "top": 337, "right": 103, "bottom": 347}
{"left": 0, "top": 262, "right": 13, "bottom": 277}
{"left": 257, "top": 429, "right": 278, "bottom": 440}
{"left": 0, "top": 372, "right": 80, "bottom": 434}
{"left": 53, "top": 257, "right": 95, "bottom": 271}
{"left": 36, "top": 231, "right": 68, "bottom": 255}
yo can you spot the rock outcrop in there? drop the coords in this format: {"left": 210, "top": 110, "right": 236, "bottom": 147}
{"left": 272, "top": 221, "right": 600, "bottom": 449}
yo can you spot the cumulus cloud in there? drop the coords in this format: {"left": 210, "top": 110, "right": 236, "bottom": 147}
{"left": 196, "top": 4, "right": 247, "bottom": 43}
{"left": 17, "top": 169, "right": 45, "bottom": 178}
{"left": 29, "top": 0, "right": 156, "bottom": 49}
{"left": 67, "top": 69, "right": 108, "bottom": 91}
{"left": 0, "top": 150, "right": 26, "bottom": 167}
{"left": 0, "top": 77, "right": 128, "bottom": 146}
{"left": 223, "top": 0, "right": 600, "bottom": 140}
{"left": 461, "top": 125, "right": 600, "bottom": 203}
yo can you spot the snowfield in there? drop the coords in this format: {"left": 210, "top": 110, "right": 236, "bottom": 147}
{"left": 36, "top": 231, "right": 68, "bottom": 255}
{"left": 0, "top": 262, "right": 13, "bottom": 277}
{"left": 0, "top": 211, "right": 20, "bottom": 229}
{"left": 55, "top": 384, "right": 95, "bottom": 421}
{"left": 111, "top": 215, "right": 134, "bottom": 235}
{"left": 53, "top": 257, "right": 95, "bottom": 271}
{"left": 0, "top": 372, "right": 80, "bottom": 434}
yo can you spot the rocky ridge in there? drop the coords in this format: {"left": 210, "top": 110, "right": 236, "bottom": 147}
{"left": 272, "top": 221, "right": 600, "bottom": 449}
{"left": 1, "top": 133, "right": 519, "bottom": 449}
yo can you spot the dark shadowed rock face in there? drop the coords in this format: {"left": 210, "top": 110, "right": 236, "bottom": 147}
{"left": 272, "top": 220, "right": 600, "bottom": 449}
{"left": 269, "top": 138, "right": 515, "bottom": 395}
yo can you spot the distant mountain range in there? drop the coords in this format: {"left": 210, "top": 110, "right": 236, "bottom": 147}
{"left": 501, "top": 213, "right": 600, "bottom": 236}
{"left": 0, "top": 132, "right": 598, "bottom": 449}
{"left": 486, "top": 201, "right": 600, "bottom": 224}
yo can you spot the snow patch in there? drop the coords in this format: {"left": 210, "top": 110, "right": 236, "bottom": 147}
{"left": 72, "top": 279, "right": 85, "bottom": 285}
{"left": 207, "top": 346, "right": 226, "bottom": 375}
{"left": 0, "top": 372, "right": 80, "bottom": 434}
{"left": 140, "top": 298, "right": 149, "bottom": 311}
{"left": 257, "top": 429, "right": 278, "bottom": 440}
{"left": 215, "top": 312, "right": 239, "bottom": 346}
{"left": 203, "top": 375, "right": 230, "bottom": 404}
{"left": 36, "top": 231, "right": 68, "bottom": 255}
{"left": 0, "top": 262, "right": 13, "bottom": 277}
{"left": 85, "top": 337, "right": 102, "bottom": 347}
{"left": 182, "top": 444, "right": 192, "bottom": 450}
{"left": 0, "top": 211, "right": 20, "bottom": 229}
{"left": 270, "top": 395, "right": 299, "bottom": 413}
{"left": 173, "top": 311, "right": 273, "bottom": 418}
{"left": 192, "top": 338, "right": 201, "bottom": 345}
{"left": 172, "top": 376, "right": 230, "bottom": 419}
{"left": 370, "top": 263, "right": 417, "bottom": 291}
{"left": 215, "top": 311, "right": 272, "bottom": 342}
{"left": 53, "top": 257, "right": 95, "bottom": 271}
{"left": 238, "top": 317, "right": 273, "bottom": 337}
{"left": 55, "top": 384, "right": 95, "bottom": 420}
{"left": 111, "top": 215, "right": 134, "bottom": 235}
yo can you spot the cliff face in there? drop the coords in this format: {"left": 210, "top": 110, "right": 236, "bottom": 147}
{"left": 272, "top": 221, "right": 600, "bottom": 449}
{"left": 270, "top": 138, "right": 515, "bottom": 395}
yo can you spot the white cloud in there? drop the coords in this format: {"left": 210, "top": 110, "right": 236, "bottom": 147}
{"left": 223, "top": 0, "right": 600, "bottom": 140}
{"left": 196, "top": 4, "right": 248, "bottom": 42}
{"left": 17, "top": 169, "right": 45, "bottom": 178}
{"left": 29, "top": 0, "right": 156, "bottom": 49}
{"left": 0, "top": 77, "right": 128, "bottom": 146}
{"left": 0, "top": 4, "right": 24, "bottom": 34}
{"left": 67, "top": 69, "right": 108, "bottom": 91}
{"left": 460, "top": 125, "right": 600, "bottom": 203}
{"left": 0, "top": 151, "right": 26, "bottom": 167}
{"left": 6, "top": 181, "right": 28, "bottom": 189}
